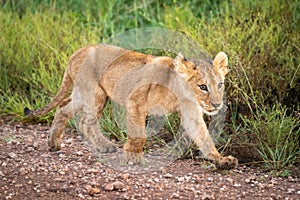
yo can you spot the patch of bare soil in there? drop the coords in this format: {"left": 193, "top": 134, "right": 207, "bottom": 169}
{"left": 0, "top": 123, "right": 299, "bottom": 200}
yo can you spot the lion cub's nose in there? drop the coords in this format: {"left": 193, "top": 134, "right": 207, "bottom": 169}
{"left": 211, "top": 103, "right": 221, "bottom": 108}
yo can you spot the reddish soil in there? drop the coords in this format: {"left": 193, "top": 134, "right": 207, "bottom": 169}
{"left": 0, "top": 123, "right": 299, "bottom": 200}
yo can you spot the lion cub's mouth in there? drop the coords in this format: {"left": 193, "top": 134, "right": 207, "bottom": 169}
{"left": 203, "top": 109, "right": 219, "bottom": 116}
{"left": 200, "top": 102, "right": 223, "bottom": 116}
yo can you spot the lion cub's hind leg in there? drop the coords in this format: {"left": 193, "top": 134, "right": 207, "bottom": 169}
{"left": 48, "top": 97, "right": 74, "bottom": 151}
{"left": 79, "top": 86, "right": 117, "bottom": 154}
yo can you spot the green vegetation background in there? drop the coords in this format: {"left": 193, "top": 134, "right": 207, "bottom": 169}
{"left": 0, "top": 0, "right": 299, "bottom": 171}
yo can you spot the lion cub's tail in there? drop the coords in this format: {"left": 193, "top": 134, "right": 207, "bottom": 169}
{"left": 24, "top": 70, "right": 73, "bottom": 118}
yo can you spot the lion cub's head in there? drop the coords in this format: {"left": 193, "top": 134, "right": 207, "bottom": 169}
{"left": 174, "top": 52, "right": 229, "bottom": 115}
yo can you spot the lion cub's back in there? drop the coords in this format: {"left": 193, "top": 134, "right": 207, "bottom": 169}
{"left": 98, "top": 45, "right": 155, "bottom": 99}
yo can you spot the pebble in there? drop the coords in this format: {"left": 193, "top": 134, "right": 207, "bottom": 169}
{"left": 104, "top": 181, "right": 125, "bottom": 191}
{"left": 89, "top": 187, "right": 100, "bottom": 195}
{"left": 207, "top": 177, "right": 214, "bottom": 182}
{"left": 78, "top": 193, "right": 85, "bottom": 199}
{"left": 25, "top": 147, "right": 35, "bottom": 152}
{"left": 177, "top": 177, "right": 185, "bottom": 182}
{"left": 164, "top": 173, "right": 173, "bottom": 178}
{"left": 19, "top": 167, "right": 27, "bottom": 175}
{"left": 287, "top": 188, "right": 295, "bottom": 194}
{"left": 226, "top": 177, "right": 233, "bottom": 183}
{"left": 33, "top": 141, "right": 38, "bottom": 149}
{"left": 234, "top": 183, "right": 241, "bottom": 187}
{"left": 59, "top": 171, "right": 66, "bottom": 175}
{"left": 113, "top": 181, "right": 125, "bottom": 189}
{"left": 87, "top": 168, "right": 98, "bottom": 174}
{"left": 104, "top": 183, "right": 114, "bottom": 191}
{"left": 85, "top": 185, "right": 100, "bottom": 195}
{"left": 122, "top": 173, "right": 129, "bottom": 180}
{"left": 171, "top": 192, "right": 180, "bottom": 198}
{"left": 8, "top": 152, "right": 17, "bottom": 159}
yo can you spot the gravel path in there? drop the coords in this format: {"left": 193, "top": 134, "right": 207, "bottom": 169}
{"left": 0, "top": 123, "right": 299, "bottom": 200}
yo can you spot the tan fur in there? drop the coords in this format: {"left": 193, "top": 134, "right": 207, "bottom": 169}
{"left": 28, "top": 44, "right": 238, "bottom": 170}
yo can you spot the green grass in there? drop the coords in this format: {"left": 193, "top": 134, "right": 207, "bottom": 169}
{"left": 240, "top": 105, "right": 299, "bottom": 170}
{"left": 0, "top": 0, "right": 299, "bottom": 170}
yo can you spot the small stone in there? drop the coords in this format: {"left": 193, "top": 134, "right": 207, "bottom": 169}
{"left": 207, "top": 177, "right": 213, "bottom": 182}
{"left": 85, "top": 185, "right": 100, "bottom": 195}
{"left": 26, "top": 147, "right": 35, "bottom": 152}
{"left": 33, "top": 142, "right": 38, "bottom": 149}
{"left": 201, "top": 194, "right": 215, "bottom": 200}
{"left": 287, "top": 188, "right": 295, "bottom": 194}
{"left": 53, "top": 178, "right": 64, "bottom": 182}
{"left": 177, "top": 177, "right": 185, "bottom": 182}
{"left": 19, "top": 167, "right": 27, "bottom": 175}
{"left": 245, "top": 178, "right": 251, "bottom": 183}
{"left": 76, "top": 151, "right": 83, "bottom": 156}
{"left": 234, "top": 183, "right": 241, "bottom": 187}
{"left": 113, "top": 181, "right": 125, "bottom": 189}
{"left": 171, "top": 192, "right": 180, "bottom": 198}
{"left": 164, "top": 173, "right": 173, "bottom": 178}
{"left": 78, "top": 193, "right": 85, "bottom": 199}
{"left": 87, "top": 168, "right": 98, "bottom": 174}
{"left": 84, "top": 185, "right": 92, "bottom": 191}
{"left": 104, "top": 181, "right": 125, "bottom": 191}
{"left": 89, "top": 187, "right": 100, "bottom": 195}
{"left": 288, "top": 176, "right": 296, "bottom": 182}
{"left": 104, "top": 183, "right": 114, "bottom": 191}
{"left": 59, "top": 171, "right": 66, "bottom": 175}
{"left": 154, "top": 178, "right": 160, "bottom": 183}
{"left": 8, "top": 152, "right": 17, "bottom": 159}
{"left": 122, "top": 173, "right": 129, "bottom": 180}
{"left": 226, "top": 177, "right": 233, "bottom": 183}
{"left": 127, "top": 161, "right": 134, "bottom": 165}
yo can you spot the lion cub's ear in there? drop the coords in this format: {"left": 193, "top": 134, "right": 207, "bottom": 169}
{"left": 213, "top": 52, "right": 229, "bottom": 76}
{"left": 173, "top": 53, "right": 191, "bottom": 78}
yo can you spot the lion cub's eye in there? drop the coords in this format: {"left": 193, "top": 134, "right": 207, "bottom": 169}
{"left": 218, "top": 83, "right": 224, "bottom": 89}
{"left": 198, "top": 84, "right": 208, "bottom": 92}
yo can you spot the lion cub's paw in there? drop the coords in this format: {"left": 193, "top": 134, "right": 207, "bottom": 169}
{"left": 48, "top": 143, "right": 61, "bottom": 152}
{"left": 124, "top": 151, "right": 145, "bottom": 165}
{"left": 48, "top": 137, "right": 62, "bottom": 152}
{"left": 96, "top": 142, "right": 118, "bottom": 153}
{"left": 215, "top": 155, "right": 238, "bottom": 170}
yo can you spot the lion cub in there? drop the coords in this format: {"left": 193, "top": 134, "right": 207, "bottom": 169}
{"left": 26, "top": 44, "right": 238, "bottom": 170}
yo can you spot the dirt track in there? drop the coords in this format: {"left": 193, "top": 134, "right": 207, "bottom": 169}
{"left": 0, "top": 123, "right": 299, "bottom": 199}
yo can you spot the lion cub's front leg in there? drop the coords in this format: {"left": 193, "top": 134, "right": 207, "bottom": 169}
{"left": 206, "top": 148, "right": 238, "bottom": 170}
{"left": 123, "top": 103, "right": 147, "bottom": 164}
{"left": 183, "top": 111, "right": 238, "bottom": 170}
{"left": 123, "top": 136, "right": 146, "bottom": 164}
